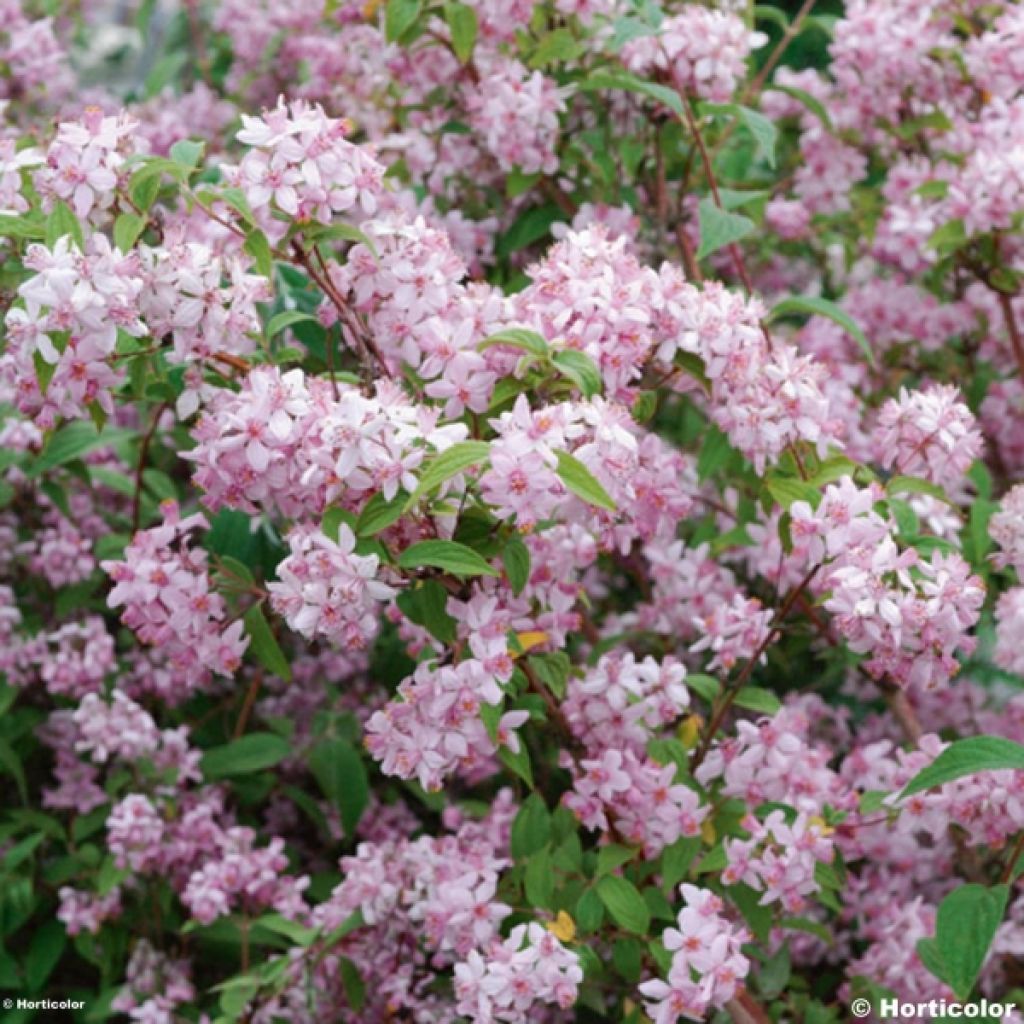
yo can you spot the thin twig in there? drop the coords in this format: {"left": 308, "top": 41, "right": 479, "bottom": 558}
{"left": 131, "top": 401, "right": 170, "bottom": 533}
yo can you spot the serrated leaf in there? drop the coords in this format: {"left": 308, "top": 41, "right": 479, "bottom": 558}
{"left": 243, "top": 605, "right": 290, "bottom": 681}
{"left": 502, "top": 536, "right": 531, "bottom": 595}
{"left": 356, "top": 491, "right": 407, "bottom": 536}
{"left": 395, "top": 579, "right": 457, "bottom": 644}
{"left": 511, "top": 794, "right": 551, "bottom": 858}
{"left": 45, "top": 200, "right": 83, "bottom": 249}
{"left": 397, "top": 539, "right": 498, "bottom": 577}
{"left": 405, "top": 440, "right": 490, "bottom": 508}
{"left": 770, "top": 295, "right": 877, "bottom": 369}
{"left": 170, "top": 138, "right": 205, "bottom": 169}
{"left": 201, "top": 732, "right": 290, "bottom": 778}
{"left": 596, "top": 875, "right": 650, "bottom": 935}
{"left": 385, "top": 0, "right": 422, "bottom": 41}
{"left": 901, "top": 736, "right": 1024, "bottom": 797}
{"left": 554, "top": 450, "right": 616, "bottom": 511}
{"left": 886, "top": 475, "right": 949, "bottom": 503}
{"left": 114, "top": 212, "right": 146, "bottom": 251}
{"left": 444, "top": 1, "right": 477, "bottom": 62}
{"left": 245, "top": 229, "right": 274, "bottom": 279}
{"left": 596, "top": 844, "right": 636, "bottom": 877}
{"left": 553, "top": 349, "right": 603, "bottom": 397}
{"left": 697, "top": 199, "right": 755, "bottom": 260}
{"left": 765, "top": 475, "right": 821, "bottom": 510}
{"left": 524, "top": 847, "right": 554, "bottom": 908}
{"left": 733, "top": 688, "right": 778, "bottom": 712}
{"left": 700, "top": 102, "right": 778, "bottom": 168}
{"left": 930, "top": 884, "right": 1009, "bottom": 999}
{"left": 478, "top": 328, "right": 549, "bottom": 359}
{"left": 686, "top": 673, "right": 721, "bottom": 703}
{"left": 769, "top": 83, "right": 832, "bottom": 129}
{"left": 267, "top": 311, "right": 318, "bottom": 338}
{"left": 580, "top": 70, "right": 684, "bottom": 118}
{"left": 30, "top": 422, "right": 135, "bottom": 477}
{"left": 308, "top": 739, "right": 369, "bottom": 837}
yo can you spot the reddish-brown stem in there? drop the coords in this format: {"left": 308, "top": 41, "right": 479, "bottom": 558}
{"left": 742, "top": 0, "right": 817, "bottom": 107}
{"left": 691, "top": 563, "right": 820, "bottom": 770}
{"left": 1001, "top": 830, "right": 1024, "bottom": 885}
{"left": 997, "top": 291, "right": 1024, "bottom": 382}
{"left": 727, "top": 990, "right": 773, "bottom": 1024}
{"left": 680, "top": 93, "right": 759, "bottom": 299}
{"left": 132, "top": 401, "right": 170, "bottom": 533}
{"left": 234, "top": 669, "right": 264, "bottom": 740}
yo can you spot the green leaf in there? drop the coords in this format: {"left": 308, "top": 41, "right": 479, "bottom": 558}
{"left": 927, "top": 218, "right": 966, "bottom": 254}
{"left": 596, "top": 844, "right": 637, "bottom": 877}
{"left": 321, "top": 506, "right": 357, "bottom": 543}
{"left": 30, "top": 422, "right": 135, "bottom": 477}
{"left": 201, "top": 732, "right": 291, "bottom": 779}
{"left": 697, "top": 425, "right": 737, "bottom": 481}
{"left": 308, "top": 739, "right": 369, "bottom": 837}
{"left": 554, "top": 450, "right": 615, "bottom": 511}
{"left": 686, "top": 673, "right": 721, "bottom": 703}
{"left": 758, "top": 942, "right": 792, "bottom": 999}
{"left": 45, "top": 200, "right": 83, "bottom": 250}
{"left": 395, "top": 580, "right": 457, "bottom": 644}
{"left": 887, "top": 475, "right": 948, "bottom": 502}
{"left": 553, "top": 349, "right": 603, "bottom": 397}
{"left": 770, "top": 296, "right": 877, "bottom": 369}
{"left": 0, "top": 214, "right": 45, "bottom": 240}
{"left": 170, "top": 138, "right": 205, "bottom": 169}
{"left": 397, "top": 539, "right": 498, "bottom": 577}
{"left": 769, "top": 84, "right": 832, "bottom": 129}
{"left": 478, "top": 328, "right": 549, "bottom": 359}
{"left": 596, "top": 875, "right": 651, "bottom": 935}
{"left": 339, "top": 956, "right": 366, "bottom": 1011}
{"left": 765, "top": 475, "right": 821, "bottom": 510}
{"left": 267, "top": 310, "right": 318, "bottom": 338}
{"left": 502, "top": 536, "right": 531, "bottom": 596}
{"left": 920, "top": 884, "right": 1009, "bottom": 1000}
{"left": 496, "top": 204, "right": 560, "bottom": 257}
{"left": 733, "top": 687, "right": 782, "bottom": 715}
{"left": 385, "top": 0, "right": 422, "bottom": 41}
{"left": 406, "top": 440, "right": 490, "bottom": 509}
{"left": 243, "top": 605, "right": 292, "bottom": 682}
{"left": 114, "top": 212, "right": 146, "bottom": 251}
{"left": 444, "top": 1, "right": 477, "bottom": 62}
{"left": 576, "top": 887, "right": 604, "bottom": 932}
{"left": 529, "top": 27, "right": 584, "bottom": 67}
{"left": 356, "top": 491, "right": 407, "bottom": 536}
{"left": 25, "top": 919, "right": 66, "bottom": 991}
{"left": 700, "top": 102, "right": 778, "bottom": 168}
{"left": 580, "top": 70, "right": 685, "bottom": 119}
{"left": 524, "top": 847, "right": 555, "bottom": 909}
{"left": 696, "top": 198, "right": 755, "bottom": 260}
{"left": 499, "top": 743, "right": 534, "bottom": 787}
{"left": 660, "top": 837, "right": 701, "bottom": 893}
{"left": 901, "top": 736, "right": 1024, "bottom": 797}
{"left": 510, "top": 793, "right": 551, "bottom": 858}
{"left": 245, "top": 229, "right": 274, "bottom": 279}
{"left": 529, "top": 652, "right": 570, "bottom": 699}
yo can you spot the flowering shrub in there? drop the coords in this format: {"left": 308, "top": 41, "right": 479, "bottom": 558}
{"left": 4, "top": 0, "right": 1024, "bottom": 1022}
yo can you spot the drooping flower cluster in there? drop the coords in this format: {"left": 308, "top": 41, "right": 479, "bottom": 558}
{"left": 101, "top": 502, "right": 248, "bottom": 690}
{"left": 872, "top": 384, "right": 983, "bottom": 488}
{"left": 268, "top": 524, "right": 395, "bottom": 651}
{"left": 2, "top": 234, "right": 145, "bottom": 426}
{"left": 639, "top": 884, "right": 751, "bottom": 1024}
{"left": 621, "top": 8, "right": 766, "bottom": 103}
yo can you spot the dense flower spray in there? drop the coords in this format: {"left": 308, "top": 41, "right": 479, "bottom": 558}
{"left": 3, "top": 2, "right": 1024, "bottom": 1023}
